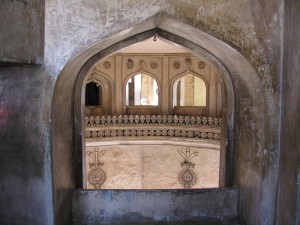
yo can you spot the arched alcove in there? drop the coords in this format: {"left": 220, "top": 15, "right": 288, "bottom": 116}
{"left": 84, "top": 71, "right": 114, "bottom": 115}
{"left": 51, "top": 12, "right": 266, "bottom": 225}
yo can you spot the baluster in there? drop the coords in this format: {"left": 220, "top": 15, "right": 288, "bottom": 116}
{"left": 173, "top": 115, "right": 179, "bottom": 124}
{"left": 208, "top": 117, "right": 213, "bottom": 126}
{"left": 123, "top": 115, "right": 129, "bottom": 124}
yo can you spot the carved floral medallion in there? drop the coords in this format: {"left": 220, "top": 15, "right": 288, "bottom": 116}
{"left": 198, "top": 61, "right": 206, "bottom": 69}
{"left": 103, "top": 61, "right": 111, "bottom": 69}
{"left": 150, "top": 61, "right": 158, "bottom": 69}
{"left": 127, "top": 59, "right": 134, "bottom": 69}
{"left": 87, "top": 148, "right": 107, "bottom": 188}
{"left": 173, "top": 61, "right": 180, "bottom": 69}
{"left": 177, "top": 148, "right": 199, "bottom": 188}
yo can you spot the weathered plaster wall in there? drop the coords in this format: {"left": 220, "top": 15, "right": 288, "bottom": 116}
{"left": 46, "top": 1, "right": 283, "bottom": 224}
{"left": 45, "top": 0, "right": 166, "bottom": 75}
{"left": 167, "top": 0, "right": 282, "bottom": 91}
{"left": 0, "top": 0, "right": 44, "bottom": 64}
{"left": 162, "top": 2, "right": 283, "bottom": 225}
{"left": 158, "top": 7, "right": 283, "bottom": 224}
{"left": 276, "top": 1, "right": 300, "bottom": 225}
{"left": 0, "top": 66, "right": 54, "bottom": 225}
{"left": 45, "top": 0, "right": 282, "bottom": 92}
{"left": 0, "top": 1, "right": 285, "bottom": 225}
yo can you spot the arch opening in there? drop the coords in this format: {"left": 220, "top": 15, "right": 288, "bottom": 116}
{"left": 124, "top": 71, "right": 160, "bottom": 115}
{"left": 81, "top": 35, "right": 227, "bottom": 189}
{"left": 171, "top": 70, "right": 210, "bottom": 117}
{"left": 125, "top": 72, "right": 159, "bottom": 106}
{"left": 51, "top": 12, "right": 266, "bottom": 224}
{"left": 85, "top": 82, "right": 101, "bottom": 107}
{"left": 173, "top": 74, "right": 207, "bottom": 107}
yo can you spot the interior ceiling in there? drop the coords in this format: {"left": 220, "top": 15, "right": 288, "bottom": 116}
{"left": 117, "top": 36, "right": 190, "bottom": 54}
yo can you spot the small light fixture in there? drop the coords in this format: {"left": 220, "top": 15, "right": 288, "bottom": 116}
{"left": 153, "top": 34, "right": 157, "bottom": 42}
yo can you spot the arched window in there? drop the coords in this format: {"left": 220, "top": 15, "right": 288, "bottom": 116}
{"left": 126, "top": 73, "right": 158, "bottom": 106}
{"left": 173, "top": 73, "right": 206, "bottom": 107}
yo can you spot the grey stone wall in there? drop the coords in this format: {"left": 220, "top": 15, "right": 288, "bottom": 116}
{"left": 45, "top": 0, "right": 283, "bottom": 91}
{"left": 44, "top": 4, "right": 283, "bottom": 223}
{"left": 0, "top": 66, "right": 54, "bottom": 225}
{"left": 276, "top": 1, "right": 300, "bottom": 225}
{"left": 0, "top": 1, "right": 288, "bottom": 225}
{"left": 0, "top": 0, "right": 44, "bottom": 64}
{"left": 45, "top": 0, "right": 166, "bottom": 75}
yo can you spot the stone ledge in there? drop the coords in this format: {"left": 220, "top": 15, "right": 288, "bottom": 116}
{"left": 72, "top": 188, "right": 239, "bottom": 225}
{"left": 85, "top": 138, "right": 220, "bottom": 149}
{"left": 73, "top": 219, "right": 242, "bottom": 225}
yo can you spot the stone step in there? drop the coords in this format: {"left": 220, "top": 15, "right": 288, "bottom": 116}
{"left": 72, "top": 188, "right": 239, "bottom": 225}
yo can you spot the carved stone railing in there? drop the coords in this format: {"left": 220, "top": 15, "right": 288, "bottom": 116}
{"left": 85, "top": 115, "right": 221, "bottom": 141}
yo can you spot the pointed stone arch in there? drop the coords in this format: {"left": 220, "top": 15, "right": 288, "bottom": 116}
{"left": 51, "top": 12, "right": 266, "bottom": 225}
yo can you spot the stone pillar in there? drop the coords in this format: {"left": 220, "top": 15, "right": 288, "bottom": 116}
{"left": 115, "top": 56, "right": 122, "bottom": 114}
{"left": 162, "top": 56, "right": 169, "bottom": 114}
{"left": 276, "top": 1, "right": 300, "bottom": 225}
{"left": 209, "top": 68, "right": 217, "bottom": 117}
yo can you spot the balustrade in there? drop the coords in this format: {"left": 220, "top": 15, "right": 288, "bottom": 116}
{"left": 85, "top": 115, "right": 221, "bottom": 141}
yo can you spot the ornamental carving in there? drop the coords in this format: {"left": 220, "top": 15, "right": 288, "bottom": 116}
{"left": 198, "top": 61, "right": 206, "bottom": 69}
{"left": 173, "top": 61, "right": 180, "bottom": 69}
{"left": 103, "top": 61, "right": 111, "bottom": 69}
{"left": 151, "top": 115, "right": 156, "bottom": 123}
{"left": 84, "top": 115, "right": 222, "bottom": 140}
{"left": 150, "top": 62, "right": 158, "bottom": 69}
{"left": 100, "top": 116, "right": 106, "bottom": 125}
{"left": 146, "top": 115, "right": 151, "bottom": 123}
{"left": 123, "top": 115, "right": 129, "bottom": 124}
{"left": 185, "top": 58, "right": 192, "bottom": 67}
{"left": 140, "top": 115, "right": 145, "bottom": 123}
{"left": 127, "top": 59, "right": 134, "bottom": 69}
{"left": 117, "top": 130, "right": 123, "bottom": 136}
{"left": 87, "top": 148, "right": 107, "bottom": 189}
{"left": 137, "top": 130, "right": 143, "bottom": 136}
{"left": 155, "top": 130, "right": 161, "bottom": 136}
{"left": 156, "top": 115, "right": 162, "bottom": 124}
{"left": 168, "top": 115, "right": 173, "bottom": 123}
{"left": 117, "top": 115, "right": 123, "bottom": 124}
{"left": 112, "top": 116, "right": 117, "bottom": 124}
{"left": 178, "top": 148, "right": 199, "bottom": 188}
{"left": 173, "top": 115, "right": 178, "bottom": 124}
{"left": 95, "top": 116, "right": 100, "bottom": 125}
{"left": 85, "top": 115, "right": 221, "bottom": 127}
{"left": 139, "top": 60, "right": 145, "bottom": 68}
{"left": 202, "top": 117, "right": 207, "bottom": 125}
{"left": 129, "top": 114, "right": 134, "bottom": 124}
{"left": 162, "top": 115, "right": 168, "bottom": 124}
